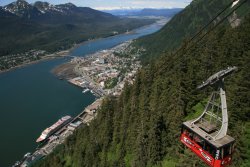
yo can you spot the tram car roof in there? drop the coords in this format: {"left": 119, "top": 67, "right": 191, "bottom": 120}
{"left": 183, "top": 121, "right": 235, "bottom": 148}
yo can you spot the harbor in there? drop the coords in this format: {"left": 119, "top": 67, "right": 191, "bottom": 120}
{"left": 14, "top": 40, "right": 142, "bottom": 166}
{"left": 61, "top": 41, "right": 143, "bottom": 98}
{"left": 14, "top": 39, "right": 146, "bottom": 166}
{"left": 15, "top": 98, "right": 103, "bottom": 167}
{"left": 0, "top": 19, "right": 167, "bottom": 167}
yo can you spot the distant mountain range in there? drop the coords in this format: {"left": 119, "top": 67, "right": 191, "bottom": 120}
{"left": 32, "top": 0, "right": 250, "bottom": 166}
{"left": 136, "top": 0, "right": 250, "bottom": 61}
{"left": 102, "top": 8, "right": 183, "bottom": 17}
{"left": 0, "top": 0, "right": 117, "bottom": 24}
{"left": 0, "top": 0, "right": 155, "bottom": 58}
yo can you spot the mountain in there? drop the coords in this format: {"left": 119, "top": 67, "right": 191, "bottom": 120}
{"left": 33, "top": 1, "right": 51, "bottom": 13}
{"left": 33, "top": 2, "right": 118, "bottom": 24}
{"left": 135, "top": 0, "right": 250, "bottom": 62}
{"left": 33, "top": 1, "right": 78, "bottom": 15}
{"left": 2, "top": 0, "right": 117, "bottom": 24}
{"left": 3, "top": 0, "right": 41, "bottom": 18}
{"left": 0, "top": 0, "right": 155, "bottom": 58}
{"left": 0, "top": 6, "right": 16, "bottom": 16}
{"left": 102, "top": 8, "right": 183, "bottom": 17}
{"left": 33, "top": 0, "right": 250, "bottom": 167}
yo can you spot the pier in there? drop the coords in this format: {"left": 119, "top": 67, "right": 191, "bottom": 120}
{"left": 15, "top": 98, "right": 103, "bottom": 167}
{"left": 14, "top": 40, "right": 142, "bottom": 167}
{"left": 68, "top": 76, "right": 106, "bottom": 97}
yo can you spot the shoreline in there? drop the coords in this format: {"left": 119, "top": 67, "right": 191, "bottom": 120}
{"left": 8, "top": 17, "right": 167, "bottom": 167}
{"left": 0, "top": 33, "right": 126, "bottom": 75}
{"left": 67, "top": 17, "right": 167, "bottom": 54}
{"left": 0, "top": 52, "right": 69, "bottom": 74}
{"left": 68, "top": 17, "right": 168, "bottom": 55}
{"left": 0, "top": 18, "right": 165, "bottom": 75}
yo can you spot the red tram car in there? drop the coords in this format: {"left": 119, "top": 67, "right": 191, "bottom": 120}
{"left": 180, "top": 67, "right": 237, "bottom": 167}
{"left": 180, "top": 122, "right": 235, "bottom": 167}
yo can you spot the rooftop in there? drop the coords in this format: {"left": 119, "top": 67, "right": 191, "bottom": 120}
{"left": 183, "top": 121, "right": 235, "bottom": 148}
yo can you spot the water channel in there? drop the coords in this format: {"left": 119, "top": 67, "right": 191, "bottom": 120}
{"left": 0, "top": 19, "right": 167, "bottom": 167}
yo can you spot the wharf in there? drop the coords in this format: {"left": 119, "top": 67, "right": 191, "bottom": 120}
{"left": 68, "top": 77, "right": 86, "bottom": 88}
{"left": 68, "top": 76, "right": 105, "bottom": 97}
{"left": 15, "top": 37, "right": 140, "bottom": 167}
{"left": 16, "top": 98, "right": 103, "bottom": 167}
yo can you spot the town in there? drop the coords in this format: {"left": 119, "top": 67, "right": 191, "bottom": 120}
{"left": 14, "top": 40, "right": 145, "bottom": 167}
{"left": 0, "top": 50, "right": 46, "bottom": 71}
{"left": 0, "top": 49, "right": 69, "bottom": 72}
{"left": 68, "top": 40, "right": 144, "bottom": 97}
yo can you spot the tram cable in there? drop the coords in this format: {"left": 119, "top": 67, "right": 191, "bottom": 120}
{"left": 182, "top": 0, "right": 249, "bottom": 55}
{"left": 184, "top": 0, "right": 234, "bottom": 48}
{"left": 173, "top": 0, "right": 248, "bottom": 57}
{"left": 178, "top": 1, "right": 249, "bottom": 167}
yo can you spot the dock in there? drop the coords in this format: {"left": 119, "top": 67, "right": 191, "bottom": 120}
{"left": 13, "top": 39, "right": 141, "bottom": 167}
{"left": 14, "top": 98, "right": 103, "bottom": 167}
{"left": 68, "top": 76, "right": 105, "bottom": 97}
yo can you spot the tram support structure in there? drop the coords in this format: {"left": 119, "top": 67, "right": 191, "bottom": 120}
{"left": 180, "top": 66, "right": 237, "bottom": 167}
{"left": 191, "top": 79, "right": 229, "bottom": 141}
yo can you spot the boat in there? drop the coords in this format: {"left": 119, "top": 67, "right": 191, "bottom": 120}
{"left": 12, "top": 161, "right": 20, "bottom": 167}
{"left": 23, "top": 152, "right": 31, "bottom": 158}
{"left": 82, "top": 88, "right": 89, "bottom": 93}
{"left": 36, "top": 116, "right": 72, "bottom": 143}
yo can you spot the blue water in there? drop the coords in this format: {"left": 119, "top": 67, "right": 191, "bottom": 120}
{"left": 71, "top": 23, "right": 162, "bottom": 56}
{"left": 0, "top": 21, "right": 164, "bottom": 167}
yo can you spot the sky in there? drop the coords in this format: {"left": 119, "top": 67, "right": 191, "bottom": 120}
{"left": 0, "top": 0, "right": 192, "bottom": 10}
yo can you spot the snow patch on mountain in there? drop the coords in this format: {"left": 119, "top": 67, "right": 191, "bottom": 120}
{"left": 2, "top": 0, "right": 78, "bottom": 16}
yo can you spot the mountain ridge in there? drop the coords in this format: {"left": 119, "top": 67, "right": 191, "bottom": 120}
{"left": 32, "top": 0, "right": 250, "bottom": 166}
{"left": 1, "top": 0, "right": 117, "bottom": 24}
{"left": 135, "top": 0, "right": 250, "bottom": 63}
{"left": 0, "top": 0, "right": 155, "bottom": 62}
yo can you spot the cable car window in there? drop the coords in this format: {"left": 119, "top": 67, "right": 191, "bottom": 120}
{"left": 183, "top": 128, "right": 189, "bottom": 136}
{"left": 193, "top": 134, "right": 204, "bottom": 148}
{"left": 187, "top": 130, "right": 193, "bottom": 139}
{"left": 182, "top": 126, "right": 193, "bottom": 139}
{"left": 204, "top": 143, "right": 210, "bottom": 152}
{"left": 223, "top": 145, "right": 232, "bottom": 158}
{"left": 210, "top": 146, "right": 216, "bottom": 158}
{"left": 221, "top": 148, "right": 224, "bottom": 159}
{"left": 204, "top": 143, "right": 216, "bottom": 157}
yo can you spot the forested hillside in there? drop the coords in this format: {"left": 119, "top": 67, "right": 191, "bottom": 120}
{"left": 0, "top": 0, "right": 154, "bottom": 57}
{"left": 135, "top": 0, "right": 250, "bottom": 62}
{"left": 0, "top": 15, "right": 153, "bottom": 56}
{"left": 34, "top": 1, "right": 250, "bottom": 166}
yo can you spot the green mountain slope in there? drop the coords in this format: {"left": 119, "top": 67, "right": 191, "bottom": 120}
{"left": 135, "top": 0, "right": 250, "bottom": 62}
{"left": 0, "top": 15, "right": 153, "bottom": 57}
{"left": 0, "top": 1, "right": 155, "bottom": 57}
{"left": 34, "top": 5, "right": 250, "bottom": 167}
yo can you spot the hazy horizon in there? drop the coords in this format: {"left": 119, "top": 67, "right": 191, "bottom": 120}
{"left": 0, "top": 0, "right": 192, "bottom": 10}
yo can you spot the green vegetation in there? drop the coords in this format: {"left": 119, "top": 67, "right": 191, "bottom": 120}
{"left": 0, "top": 13, "right": 154, "bottom": 71}
{"left": 240, "top": 122, "right": 250, "bottom": 167}
{"left": 135, "top": 0, "right": 250, "bottom": 63}
{"left": 0, "top": 15, "right": 155, "bottom": 57}
{"left": 33, "top": 0, "right": 250, "bottom": 166}
{"left": 105, "top": 78, "right": 118, "bottom": 89}
{"left": 184, "top": 99, "right": 207, "bottom": 121}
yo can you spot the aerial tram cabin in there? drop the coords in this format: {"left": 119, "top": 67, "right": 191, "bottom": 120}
{"left": 180, "top": 66, "right": 237, "bottom": 167}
